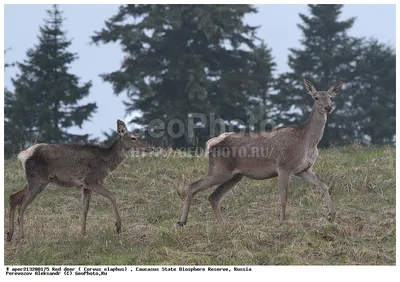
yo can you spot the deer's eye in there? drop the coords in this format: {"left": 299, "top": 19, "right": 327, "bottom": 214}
{"left": 315, "top": 97, "right": 318, "bottom": 100}
{"left": 130, "top": 136, "right": 137, "bottom": 141}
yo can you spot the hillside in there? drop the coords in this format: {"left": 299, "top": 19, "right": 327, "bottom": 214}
{"left": 3, "top": 145, "right": 396, "bottom": 265}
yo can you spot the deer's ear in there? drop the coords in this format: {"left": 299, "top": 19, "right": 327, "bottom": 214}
{"left": 117, "top": 119, "right": 128, "bottom": 136}
{"left": 328, "top": 80, "right": 343, "bottom": 96}
{"left": 304, "top": 79, "right": 317, "bottom": 96}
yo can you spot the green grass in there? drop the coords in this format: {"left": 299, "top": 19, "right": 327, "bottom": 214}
{"left": 4, "top": 144, "right": 396, "bottom": 265}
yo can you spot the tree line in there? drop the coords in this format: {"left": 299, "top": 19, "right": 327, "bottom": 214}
{"left": 4, "top": 4, "right": 395, "bottom": 158}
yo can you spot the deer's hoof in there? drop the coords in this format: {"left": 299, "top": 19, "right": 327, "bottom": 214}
{"left": 115, "top": 222, "right": 121, "bottom": 233}
{"left": 6, "top": 232, "right": 12, "bottom": 242}
{"left": 177, "top": 221, "right": 185, "bottom": 227}
{"left": 326, "top": 212, "right": 336, "bottom": 222}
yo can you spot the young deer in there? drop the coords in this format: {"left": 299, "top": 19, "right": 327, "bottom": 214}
{"left": 178, "top": 79, "right": 343, "bottom": 226}
{"left": 7, "top": 120, "right": 152, "bottom": 242}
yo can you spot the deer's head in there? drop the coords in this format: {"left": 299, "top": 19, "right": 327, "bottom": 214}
{"left": 117, "top": 120, "right": 153, "bottom": 152}
{"left": 304, "top": 79, "right": 343, "bottom": 114}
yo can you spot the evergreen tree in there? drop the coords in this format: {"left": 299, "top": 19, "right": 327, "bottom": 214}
{"left": 4, "top": 4, "right": 97, "bottom": 157}
{"left": 91, "top": 4, "right": 259, "bottom": 148}
{"left": 276, "top": 4, "right": 363, "bottom": 146}
{"left": 247, "top": 42, "right": 277, "bottom": 131}
{"left": 352, "top": 39, "right": 395, "bottom": 144}
{"left": 4, "top": 49, "right": 15, "bottom": 156}
{"left": 4, "top": 48, "right": 15, "bottom": 69}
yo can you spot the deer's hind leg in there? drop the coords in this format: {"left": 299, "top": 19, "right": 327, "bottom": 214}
{"left": 208, "top": 174, "right": 243, "bottom": 222}
{"left": 7, "top": 187, "right": 27, "bottom": 242}
{"left": 178, "top": 166, "right": 234, "bottom": 227}
{"left": 18, "top": 179, "right": 49, "bottom": 240}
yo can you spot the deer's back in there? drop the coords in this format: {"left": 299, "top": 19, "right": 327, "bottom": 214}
{"left": 209, "top": 127, "right": 311, "bottom": 179}
{"left": 25, "top": 143, "right": 111, "bottom": 187}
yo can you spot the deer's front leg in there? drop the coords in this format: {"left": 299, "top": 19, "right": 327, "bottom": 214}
{"left": 87, "top": 183, "right": 121, "bottom": 233}
{"left": 277, "top": 170, "right": 291, "bottom": 221}
{"left": 81, "top": 188, "right": 92, "bottom": 235}
{"left": 296, "top": 169, "right": 336, "bottom": 221}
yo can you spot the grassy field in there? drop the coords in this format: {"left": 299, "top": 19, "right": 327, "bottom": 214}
{"left": 3, "top": 144, "right": 396, "bottom": 265}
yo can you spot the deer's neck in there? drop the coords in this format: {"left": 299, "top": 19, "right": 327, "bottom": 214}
{"left": 303, "top": 104, "right": 327, "bottom": 148}
{"left": 105, "top": 137, "right": 128, "bottom": 172}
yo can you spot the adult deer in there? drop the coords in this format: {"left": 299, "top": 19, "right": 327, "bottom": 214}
{"left": 178, "top": 79, "right": 343, "bottom": 226}
{"left": 6, "top": 120, "right": 152, "bottom": 241}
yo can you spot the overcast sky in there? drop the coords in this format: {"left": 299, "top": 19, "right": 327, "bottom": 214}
{"left": 4, "top": 4, "right": 396, "bottom": 140}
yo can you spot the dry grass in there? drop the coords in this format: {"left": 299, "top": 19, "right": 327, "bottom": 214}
{"left": 3, "top": 145, "right": 395, "bottom": 265}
